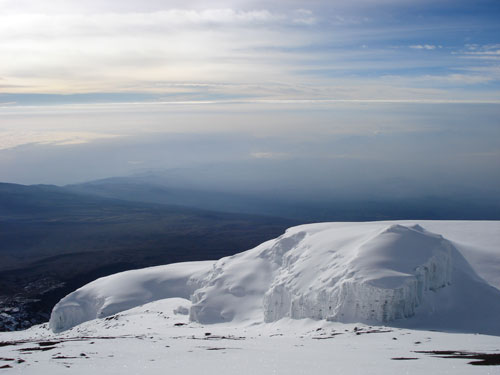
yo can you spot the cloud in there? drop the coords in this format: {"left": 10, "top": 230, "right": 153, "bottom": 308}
{"left": 462, "top": 45, "right": 500, "bottom": 60}
{"left": 0, "top": 131, "right": 121, "bottom": 150}
{"left": 438, "top": 74, "right": 495, "bottom": 85}
{"left": 0, "top": 7, "right": 323, "bottom": 95}
{"left": 0, "top": 2, "right": 499, "bottom": 102}
{"left": 394, "top": 72, "right": 498, "bottom": 86}
{"left": 291, "top": 9, "right": 316, "bottom": 25}
{"left": 409, "top": 44, "right": 437, "bottom": 50}
{"left": 250, "top": 152, "right": 290, "bottom": 159}
{"left": 0, "top": 8, "right": 310, "bottom": 39}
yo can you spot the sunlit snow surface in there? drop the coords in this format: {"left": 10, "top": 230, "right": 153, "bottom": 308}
{"left": 1, "top": 221, "right": 499, "bottom": 374}
{"left": 2, "top": 299, "right": 500, "bottom": 375}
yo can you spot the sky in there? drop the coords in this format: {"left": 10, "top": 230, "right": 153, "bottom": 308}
{"left": 1, "top": 0, "right": 500, "bottom": 101}
{"left": 0, "top": 0, "right": 499, "bottom": 199}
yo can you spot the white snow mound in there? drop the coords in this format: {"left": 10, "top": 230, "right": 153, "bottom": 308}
{"left": 49, "top": 261, "right": 214, "bottom": 333}
{"left": 50, "top": 222, "right": 500, "bottom": 334}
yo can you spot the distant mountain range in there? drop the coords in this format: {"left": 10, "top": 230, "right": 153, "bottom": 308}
{"left": 66, "top": 170, "right": 500, "bottom": 222}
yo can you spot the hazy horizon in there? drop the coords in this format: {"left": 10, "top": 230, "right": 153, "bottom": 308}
{"left": 1, "top": 0, "right": 499, "bottom": 203}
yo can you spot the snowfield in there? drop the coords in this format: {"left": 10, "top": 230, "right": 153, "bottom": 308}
{"left": 1, "top": 221, "right": 500, "bottom": 374}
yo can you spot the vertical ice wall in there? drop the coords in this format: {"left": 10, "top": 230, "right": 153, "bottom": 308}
{"left": 262, "top": 225, "right": 454, "bottom": 323}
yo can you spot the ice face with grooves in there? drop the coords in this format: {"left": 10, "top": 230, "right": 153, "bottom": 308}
{"left": 263, "top": 225, "right": 456, "bottom": 323}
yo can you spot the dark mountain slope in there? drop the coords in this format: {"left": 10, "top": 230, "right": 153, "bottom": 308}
{"left": 67, "top": 174, "right": 500, "bottom": 222}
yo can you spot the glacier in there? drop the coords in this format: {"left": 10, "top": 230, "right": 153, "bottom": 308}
{"left": 49, "top": 221, "right": 500, "bottom": 334}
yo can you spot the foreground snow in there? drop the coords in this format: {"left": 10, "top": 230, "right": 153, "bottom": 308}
{"left": 50, "top": 221, "right": 500, "bottom": 335}
{"left": 1, "top": 298, "right": 499, "bottom": 374}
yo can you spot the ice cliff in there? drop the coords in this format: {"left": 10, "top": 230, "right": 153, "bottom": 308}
{"left": 262, "top": 224, "right": 453, "bottom": 323}
{"left": 50, "top": 222, "right": 500, "bottom": 334}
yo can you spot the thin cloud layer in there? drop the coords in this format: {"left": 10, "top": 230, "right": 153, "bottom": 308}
{"left": 0, "top": 0, "right": 498, "bottom": 102}
{"left": 0, "top": 131, "right": 121, "bottom": 151}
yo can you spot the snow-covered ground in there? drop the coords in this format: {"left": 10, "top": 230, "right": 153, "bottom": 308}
{"left": 1, "top": 221, "right": 499, "bottom": 374}
{"left": 1, "top": 299, "right": 500, "bottom": 374}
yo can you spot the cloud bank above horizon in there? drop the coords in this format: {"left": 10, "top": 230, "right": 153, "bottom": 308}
{"left": 0, "top": 0, "right": 499, "bottom": 103}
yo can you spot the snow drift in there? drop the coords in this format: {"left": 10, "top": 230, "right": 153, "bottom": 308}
{"left": 50, "top": 222, "right": 500, "bottom": 334}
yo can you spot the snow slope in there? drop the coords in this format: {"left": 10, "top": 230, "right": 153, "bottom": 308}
{"left": 50, "top": 221, "right": 500, "bottom": 335}
{"left": 50, "top": 261, "right": 214, "bottom": 333}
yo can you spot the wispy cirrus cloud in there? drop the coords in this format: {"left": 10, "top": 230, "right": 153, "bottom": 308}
{"left": 250, "top": 151, "right": 290, "bottom": 159}
{"left": 0, "top": 7, "right": 323, "bottom": 96}
{"left": 0, "top": 0, "right": 499, "bottom": 102}
{"left": 0, "top": 8, "right": 313, "bottom": 39}
{"left": 0, "top": 131, "right": 121, "bottom": 151}
{"left": 460, "top": 44, "right": 500, "bottom": 61}
{"left": 409, "top": 44, "right": 439, "bottom": 50}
